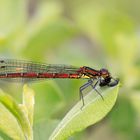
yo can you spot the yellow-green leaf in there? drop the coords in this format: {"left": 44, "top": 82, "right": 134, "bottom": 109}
{"left": 49, "top": 84, "right": 119, "bottom": 140}
{"left": 23, "top": 84, "right": 35, "bottom": 127}
{"left": 0, "top": 85, "right": 35, "bottom": 140}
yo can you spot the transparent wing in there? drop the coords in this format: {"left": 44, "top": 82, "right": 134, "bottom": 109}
{"left": 0, "top": 59, "right": 79, "bottom": 83}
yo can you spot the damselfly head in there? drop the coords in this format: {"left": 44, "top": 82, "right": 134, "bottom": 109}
{"left": 99, "top": 68, "right": 119, "bottom": 87}
{"left": 99, "top": 76, "right": 111, "bottom": 87}
{"left": 100, "top": 68, "right": 110, "bottom": 78}
{"left": 100, "top": 76, "right": 119, "bottom": 87}
{"left": 108, "top": 78, "right": 119, "bottom": 87}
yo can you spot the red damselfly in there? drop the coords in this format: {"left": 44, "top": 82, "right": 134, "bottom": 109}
{"left": 0, "top": 59, "right": 119, "bottom": 107}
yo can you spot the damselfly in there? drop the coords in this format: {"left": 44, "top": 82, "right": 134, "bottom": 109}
{"left": 0, "top": 59, "right": 119, "bottom": 107}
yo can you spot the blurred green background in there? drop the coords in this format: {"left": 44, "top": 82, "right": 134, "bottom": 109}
{"left": 0, "top": 0, "right": 140, "bottom": 140}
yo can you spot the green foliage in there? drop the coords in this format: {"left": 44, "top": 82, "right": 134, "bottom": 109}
{"left": 49, "top": 84, "right": 119, "bottom": 140}
{"left": 0, "top": 84, "right": 119, "bottom": 140}
{"left": 0, "top": 85, "right": 34, "bottom": 140}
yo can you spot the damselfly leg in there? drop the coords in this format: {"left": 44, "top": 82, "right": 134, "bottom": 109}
{"left": 80, "top": 79, "right": 104, "bottom": 109}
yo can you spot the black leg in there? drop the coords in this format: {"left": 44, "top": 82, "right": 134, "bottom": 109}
{"left": 79, "top": 79, "right": 94, "bottom": 108}
{"left": 79, "top": 79, "right": 104, "bottom": 109}
{"left": 90, "top": 80, "right": 104, "bottom": 100}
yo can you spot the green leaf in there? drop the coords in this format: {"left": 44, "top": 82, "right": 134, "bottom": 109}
{"left": 0, "top": 90, "right": 25, "bottom": 140}
{"left": 22, "top": 85, "right": 35, "bottom": 127}
{"left": 0, "top": 85, "right": 35, "bottom": 140}
{"left": 49, "top": 83, "right": 119, "bottom": 140}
